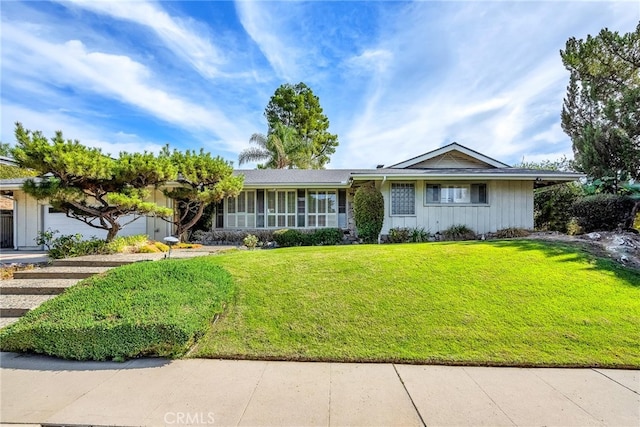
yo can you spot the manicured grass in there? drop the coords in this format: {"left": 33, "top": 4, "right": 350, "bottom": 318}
{"left": 0, "top": 257, "right": 234, "bottom": 361}
{"left": 194, "top": 240, "right": 640, "bottom": 367}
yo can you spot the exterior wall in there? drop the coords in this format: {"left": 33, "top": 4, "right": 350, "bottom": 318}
{"left": 380, "top": 180, "right": 534, "bottom": 235}
{"left": 408, "top": 153, "right": 490, "bottom": 169}
{"left": 12, "top": 189, "right": 175, "bottom": 250}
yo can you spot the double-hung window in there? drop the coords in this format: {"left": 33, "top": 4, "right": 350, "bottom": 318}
{"left": 425, "top": 183, "right": 487, "bottom": 204}
{"left": 227, "top": 190, "right": 256, "bottom": 227}
{"left": 307, "top": 190, "right": 337, "bottom": 227}
{"left": 391, "top": 183, "right": 415, "bottom": 215}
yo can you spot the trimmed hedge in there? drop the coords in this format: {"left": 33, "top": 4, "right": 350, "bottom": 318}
{"left": 353, "top": 185, "right": 384, "bottom": 243}
{"left": 273, "top": 228, "right": 343, "bottom": 247}
{"left": 0, "top": 257, "right": 235, "bottom": 361}
{"left": 571, "top": 194, "right": 636, "bottom": 232}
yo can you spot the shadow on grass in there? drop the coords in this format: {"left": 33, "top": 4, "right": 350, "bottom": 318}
{"left": 487, "top": 239, "right": 640, "bottom": 288}
{"left": 0, "top": 351, "right": 171, "bottom": 371}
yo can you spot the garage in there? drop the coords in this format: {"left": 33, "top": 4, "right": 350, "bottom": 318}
{"left": 44, "top": 206, "right": 148, "bottom": 240}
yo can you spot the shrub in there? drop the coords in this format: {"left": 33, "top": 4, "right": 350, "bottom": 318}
{"left": 310, "top": 228, "right": 343, "bottom": 245}
{"left": 138, "top": 244, "right": 161, "bottom": 253}
{"left": 388, "top": 227, "right": 411, "bottom": 243}
{"left": 273, "top": 229, "right": 305, "bottom": 247}
{"left": 410, "top": 227, "right": 431, "bottom": 243}
{"left": 243, "top": 234, "right": 259, "bottom": 250}
{"left": 0, "top": 257, "right": 235, "bottom": 361}
{"left": 443, "top": 224, "right": 476, "bottom": 241}
{"left": 566, "top": 218, "right": 583, "bottom": 236}
{"left": 495, "top": 228, "right": 530, "bottom": 238}
{"left": 571, "top": 194, "right": 636, "bottom": 232}
{"left": 533, "top": 183, "right": 583, "bottom": 232}
{"left": 353, "top": 185, "right": 384, "bottom": 243}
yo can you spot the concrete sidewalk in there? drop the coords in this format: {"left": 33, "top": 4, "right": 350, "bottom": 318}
{"left": 1, "top": 353, "right": 638, "bottom": 426}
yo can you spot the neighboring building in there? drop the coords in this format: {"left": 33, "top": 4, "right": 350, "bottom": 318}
{"left": 0, "top": 143, "right": 582, "bottom": 250}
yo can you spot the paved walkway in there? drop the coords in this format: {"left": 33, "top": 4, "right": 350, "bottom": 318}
{"left": 0, "top": 250, "right": 49, "bottom": 265}
{"left": 1, "top": 353, "right": 638, "bottom": 426}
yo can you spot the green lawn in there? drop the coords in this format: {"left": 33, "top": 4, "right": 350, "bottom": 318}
{"left": 194, "top": 240, "right": 640, "bottom": 367}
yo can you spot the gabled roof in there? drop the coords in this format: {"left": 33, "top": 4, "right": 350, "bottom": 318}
{"left": 388, "top": 142, "right": 511, "bottom": 169}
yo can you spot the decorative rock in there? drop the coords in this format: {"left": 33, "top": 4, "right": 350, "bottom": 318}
{"left": 586, "top": 232, "right": 601, "bottom": 240}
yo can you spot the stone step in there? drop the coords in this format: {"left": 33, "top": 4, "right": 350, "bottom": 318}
{"left": 0, "top": 279, "right": 79, "bottom": 295}
{"left": 0, "top": 317, "right": 21, "bottom": 329}
{"left": 0, "top": 294, "right": 55, "bottom": 317}
{"left": 12, "top": 266, "right": 111, "bottom": 280}
{"left": 53, "top": 259, "right": 134, "bottom": 267}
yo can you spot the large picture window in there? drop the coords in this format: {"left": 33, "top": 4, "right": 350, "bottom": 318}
{"left": 391, "top": 183, "right": 415, "bottom": 215}
{"left": 307, "top": 190, "right": 337, "bottom": 227}
{"left": 425, "top": 183, "right": 487, "bottom": 204}
{"left": 227, "top": 190, "right": 256, "bottom": 227}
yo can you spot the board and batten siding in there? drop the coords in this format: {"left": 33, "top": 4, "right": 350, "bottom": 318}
{"left": 380, "top": 180, "right": 534, "bottom": 235}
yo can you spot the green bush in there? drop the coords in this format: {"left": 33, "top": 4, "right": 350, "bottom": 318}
{"left": 310, "top": 228, "right": 343, "bottom": 245}
{"left": 571, "top": 194, "right": 636, "bottom": 232}
{"left": 353, "top": 185, "right": 384, "bottom": 243}
{"left": 273, "top": 229, "right": 306, "bottom": 247}
{"left": 443, "top": 224, "right": 476, "bottom": 241}
{"left": 0, "top": 257, "right": 235, "bottom": 361}
{"left": 533, "top": 183, "right": 583, "bottom": 232}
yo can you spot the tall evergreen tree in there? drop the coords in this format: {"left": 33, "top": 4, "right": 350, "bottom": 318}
{"left": 264, "top": 82, "right": 338, "bottom": 169}
{"left": 560, "top": 23, "right": 640, "bottom": 193}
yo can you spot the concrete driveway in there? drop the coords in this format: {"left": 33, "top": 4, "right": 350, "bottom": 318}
{"left": 0, "top": 250, "right": 49, "bottom": 265}
{"left": 1, "top": 353, "right": 638, "bottom": 426}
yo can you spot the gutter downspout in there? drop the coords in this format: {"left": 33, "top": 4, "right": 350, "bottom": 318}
{"left": 378, "top": 175, "right": 387, "bottom": 244}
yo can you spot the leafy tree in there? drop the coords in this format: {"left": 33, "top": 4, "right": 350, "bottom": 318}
{"left": 12, "top": 123, "right": 175, "bottom": 241}
{"left": 0, "top": 164, "right": 38, "bottom": 179}
{"left": 264, "top": 82, "right": 338, "bottom": 169}
{"left": 561, "top": 23, "right": 640, "bottom": 193}
{"left": 238, "top": 123, "right": 311, "bottom": 169}
{"left": 163, "top": 147, "right": 243, "bottom": 241}
{"left": 353, "top": 184, "right": 384, "bottom": 243}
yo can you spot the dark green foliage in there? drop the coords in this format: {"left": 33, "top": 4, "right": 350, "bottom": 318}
{"left": 309, "top": 228, "right": 343, "bottom": 245}
{"left": 353, "top": 185, "right": 384, "bottom": 243}
{"left": 238, "top": 123, "right": 310, "bottom": 169}
{"left": 162, "top": 147, "right": 243, "bottom": 241}
{"left": 443, "top": 225, "right": 476, "bottom": 241}
{"left": 13, "top": 123, "right": 175, "bottom": 241}
{"left": 0, "top": 257, "right": 235, "bottom": 361}
{"left": 561, "top": 24, "right": 640, "bottom": 193}
{"left": 264, "top": 82, "right": 338, "bottom": 169}
{"left": 571, "top": 194, "right": 636, "bottom": 232}
{"left": 273, "top": 229, "right": 305, "bottom": 247}
{"left": 495, "top": 228, "right": 531, "bottom": 238}
{"left": 534, "top": 183, "right": 583, "bottom": 232}
{"left": 0, "top": 142, "right": 12, "bottom": 157}
{"left": 272, "top": 228, "right": 343, "bottom": 247}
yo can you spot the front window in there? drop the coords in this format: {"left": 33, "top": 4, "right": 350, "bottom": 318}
{"left": 227, "top": 190, "right": 256, "bottom": 227}
{"left": 425, "top": 183, "right": 487, "bottom": 204}
{"left": 391, "top": 183, "right": 415, "bottom": 215}
{"left": 307, "top": 190, "right": 337, "bottom": 227}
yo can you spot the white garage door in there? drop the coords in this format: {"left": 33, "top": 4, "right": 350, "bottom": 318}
{"left": 44, "top": 206, "right": 147, "bottom": 240}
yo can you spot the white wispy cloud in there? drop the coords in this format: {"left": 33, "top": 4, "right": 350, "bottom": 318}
{"left": 59, "top": 0, "right": 237, "bottom": 79}
{"left": 1, "top": 20, "right": 251, "bottom": 153}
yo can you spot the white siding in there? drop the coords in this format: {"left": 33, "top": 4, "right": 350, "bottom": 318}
{"left": 381, "top": 180, "right": 534, "bottom": 235}
{"left": 12, "top": 189, "right": 175, "bottom": 250}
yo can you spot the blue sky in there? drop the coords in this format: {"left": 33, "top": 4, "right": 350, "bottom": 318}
{"left": 1, "top": 1, "right": 638, "bottom": 169}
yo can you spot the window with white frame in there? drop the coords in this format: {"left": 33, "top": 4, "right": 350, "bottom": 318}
{"left": 307, "top": 190, "right": 337, "bottom": 227}
{"left": 267, "top": 190, "right": 297, "bottom": 227}
{"left": 226, "top": 191, "right": 256, "bottom": 227}
{"left": 391, "top": 183, "right": 415, "bottom": 215}
{"left": 425, "top": 183, "right": 487, "bottom": 204}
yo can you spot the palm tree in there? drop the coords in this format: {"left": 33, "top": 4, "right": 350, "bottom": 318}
{"left": 238, "top": 123, "right": 311, "bottom": 169}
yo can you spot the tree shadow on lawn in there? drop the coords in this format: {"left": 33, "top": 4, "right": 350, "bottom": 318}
{"left": 0, "top": 352, "right": 171, "bottom": 372}
{"left": 488, "top": 239, "right": 640, "bottom": 288}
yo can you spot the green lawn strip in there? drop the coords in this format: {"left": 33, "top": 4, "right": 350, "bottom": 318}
{"left": 0, "top": 257, "right": 234, "bottom": 361}
{"left": 194, "top": 240, "right": 640, "bottom": 367}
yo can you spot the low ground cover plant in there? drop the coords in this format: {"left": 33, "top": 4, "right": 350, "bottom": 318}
{"left": 0, "top": 257, "right": 234, "bottom": 361}
{"left": 195, "top": 241, "right": 640, "bottom": 367}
